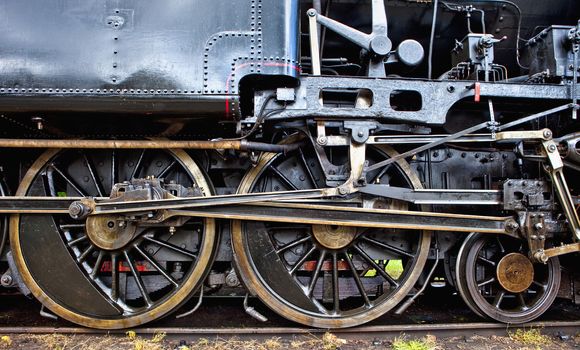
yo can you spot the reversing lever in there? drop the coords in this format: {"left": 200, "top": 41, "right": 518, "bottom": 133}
{"left": 308, "top": 0, "right": 391, "bottom": 77}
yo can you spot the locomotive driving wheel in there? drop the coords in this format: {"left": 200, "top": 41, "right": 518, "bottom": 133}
{"left": 456, "top": 233, "right": 560, "bottom": 323}
{"left": 10, "top": 148, "right": 217, "bottom": 329}
{"left": 232, "top": 136, "right": 431, "bottom": 328}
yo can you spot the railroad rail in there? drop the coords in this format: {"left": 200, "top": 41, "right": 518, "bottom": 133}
{"left": 1, "top": 321, "right": 579, "bottom": 341}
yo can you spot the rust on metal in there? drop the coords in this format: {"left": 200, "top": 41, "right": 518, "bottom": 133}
{"left": 496, "top": 253, "right": 534, "bottom": 293}
{"left": 0, "top": 138, "right": 301, "bottom": 153}
{"left": 311, "top": 225, "right": 357, "bottom": 250}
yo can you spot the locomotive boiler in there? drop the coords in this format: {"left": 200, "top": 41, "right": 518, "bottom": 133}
{"left": 0, "top": 0, "right": 578, "bottom": 329}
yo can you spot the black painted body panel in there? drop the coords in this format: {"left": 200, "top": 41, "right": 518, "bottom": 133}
{"left": 0, "top": 0, "right": 300, "bottom": 117}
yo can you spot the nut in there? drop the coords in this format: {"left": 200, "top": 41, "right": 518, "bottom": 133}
{"left": 0, "top": 275, "right": 12, "bottom": 286}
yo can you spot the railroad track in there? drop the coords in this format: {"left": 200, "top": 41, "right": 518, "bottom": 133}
{"left": 1, "top": 321, "right": 578, "bottom": 341}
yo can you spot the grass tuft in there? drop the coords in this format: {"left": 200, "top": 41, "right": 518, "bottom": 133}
{"left": 0, "top": 336, "right": 11, "bottom": 348}
{"left": 392, "top": 335, "right": 437, "bottom": 350}
{"left": 322, "top": 332, "right": 347, "bottom": 350}
{"left": 509, "top": 328, "right": 551, "bottom": 347}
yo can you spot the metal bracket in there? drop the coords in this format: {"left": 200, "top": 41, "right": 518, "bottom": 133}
{"left": 523, "top": 212, "right": 548, "bottom": 263}
{"left": 542, "top": 139, "right": 580, "bottom": 241}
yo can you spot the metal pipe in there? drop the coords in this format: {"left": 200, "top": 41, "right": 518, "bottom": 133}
{"left": 0, "top": 138, "right": 302, "bottom": 153}
{"left": 175, "top": 287, "right": 203, "bottom": 319}
{"left": 394, "top": 247, "right": 440, "bottom": 315}
{"left": 243, "top": 294, "right": 268, "bottom": 322}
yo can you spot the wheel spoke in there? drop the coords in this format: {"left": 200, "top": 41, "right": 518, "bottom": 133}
{"left": 123, "top": 251, "right": 152, "bottom": 307}
{"left": 496, "top": 236, "right": 506, "bottom": 254}
{"left": 83, "top": 152, "right": 104, "bottom": 197}
{"left": 157, "top": 160, "right": 177, "bottom": 179}
{"left": 517, "top": 293, "right": 529, "bottom": 310}
{"left": 275, "top": 235, "right": 311, "bottom": 254}
{"left": 289, "top": 246, "right": 316, "bottom": 275}
{"left": 134, "top": 245, "right": 179, "bottom": 287}
{"left": 371, "top": 163, "right": 392, "bottom": 183}
{"left": 532, "top": 280, "right": 548, "bottom": 290}
{"left": 361, "top": 236, "right": 414, "bottom": 258}
{"left": 344, "top": 252, "right": 371, "bottom": 307}
{"left": 60, "top": 224, "right": 86, "bottom": 229}
{"left": 269, "top": 166, "right": 299, "bottom": 190}
{"left": 332, "top": 252, "right": 340, "bottom": 313}
{"left": 49, "top": 164, "right": 88, "bottom": 196}
{"left": 477, "top": 255, "right": 496, "bottom": 267}
{"left": 90, "top": 250, "right": 105, "bottom": 279}
{"left": 67, "top": 234, "right": 88, "bottom": 247}
{"left": 307, "top": 250, "right": 326, "bottom": 296}
{"left": 144, "top": 236, "right": 198, "bottom": 259}
{"left": 477, "top": 277, "right": 496, "bottom": 288}
{"left": 111, "top": 253, "right": 119, "bottom": 301}
{"left": 298, "top": 148, "right": 318, "bottom": 188}
{"left": 78, "top": 245, "right": 95, "bottom": 263}
{"left": 131, "top": 150, "right": 146, "bottom": 179}
{"left": 493, "top": 290, "right": 506, "bottom": 308}
{"left": 353, "top": 245, "right": 399, "bottom": 287}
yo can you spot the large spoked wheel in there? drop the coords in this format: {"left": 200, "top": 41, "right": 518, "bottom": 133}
{"left": 10, "top": 148, "right": 217, "bottom": 329}
{"left": 232, "top": 138, "right": 431, "bottom": 328}
{"left": 456, "top": 233, "right": 560, "bottom": 324}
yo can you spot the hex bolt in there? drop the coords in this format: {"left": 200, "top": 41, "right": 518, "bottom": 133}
{"left": 533, "top": 251, "right": 549, "bottom": 264}
{"left": 69, "top": 203, "right": 82, "bottom": 217}
{"left": 506, "top": 220, "right": 519, "bottom": 231}
{"left": 1, "top": 275, "right": 12, "bottom": 286}
{"left": 169, "top": 226, "right": 176, "bottom": 235}
{"left": 69, "top": 202, "right": 91, "bottom": 219}
{"left": 31, "top": 117, "right": 44, "bottom": 130}
{"left": 534, "top": 223, "right": 544, "bottom": 231}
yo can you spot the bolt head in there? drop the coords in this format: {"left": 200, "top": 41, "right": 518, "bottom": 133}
{"left": 1, "top": 275, "right": 11, "bottom": 285}
{"left": 69, "top": 203, "right": 82, "bottom": 217}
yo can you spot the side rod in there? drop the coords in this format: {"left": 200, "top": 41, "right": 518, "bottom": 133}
{"left": 165, "top": 202, "right": 513, "bottom": 236}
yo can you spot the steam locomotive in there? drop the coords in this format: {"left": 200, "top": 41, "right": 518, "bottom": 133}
{"left": 0, "top": 0, "right": 578, "bottom": 329}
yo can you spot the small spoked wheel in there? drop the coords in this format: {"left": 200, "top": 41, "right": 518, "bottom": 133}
{"left": 456, "top": 233, "right": 560, "bottom": 324}
{"left": 10, "top": 148, "right": 217, "bottom": 329}
{"left": 232, "top": 137, "right": 431, "bottom": 328}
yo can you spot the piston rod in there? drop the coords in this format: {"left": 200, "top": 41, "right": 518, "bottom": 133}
{"left": 0, "top": 138, "right": 302, "bottom": 153}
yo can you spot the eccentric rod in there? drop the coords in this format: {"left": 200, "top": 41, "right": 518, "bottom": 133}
{"left": 0, "top": 138, "right": 302, "bottom": 153}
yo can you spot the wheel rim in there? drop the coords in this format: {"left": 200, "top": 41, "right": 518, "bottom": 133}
{"left": 232, "top": 138, "right": 431, "bottom": 328}
{"left": 457, "top": 233, "right": 560, "bottom": 324}
{"left": 10, "top": 148, "right": 217, "bottom": 329}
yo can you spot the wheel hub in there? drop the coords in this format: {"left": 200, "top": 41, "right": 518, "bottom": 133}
{"left": 311, "top": 225, "right": 357, "bottom": 250}
{"left": 85, "top": 215, "right": 137, "bottom": 250}
{"left": 496, "top": 252, "right": 534, "bottom": 293}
